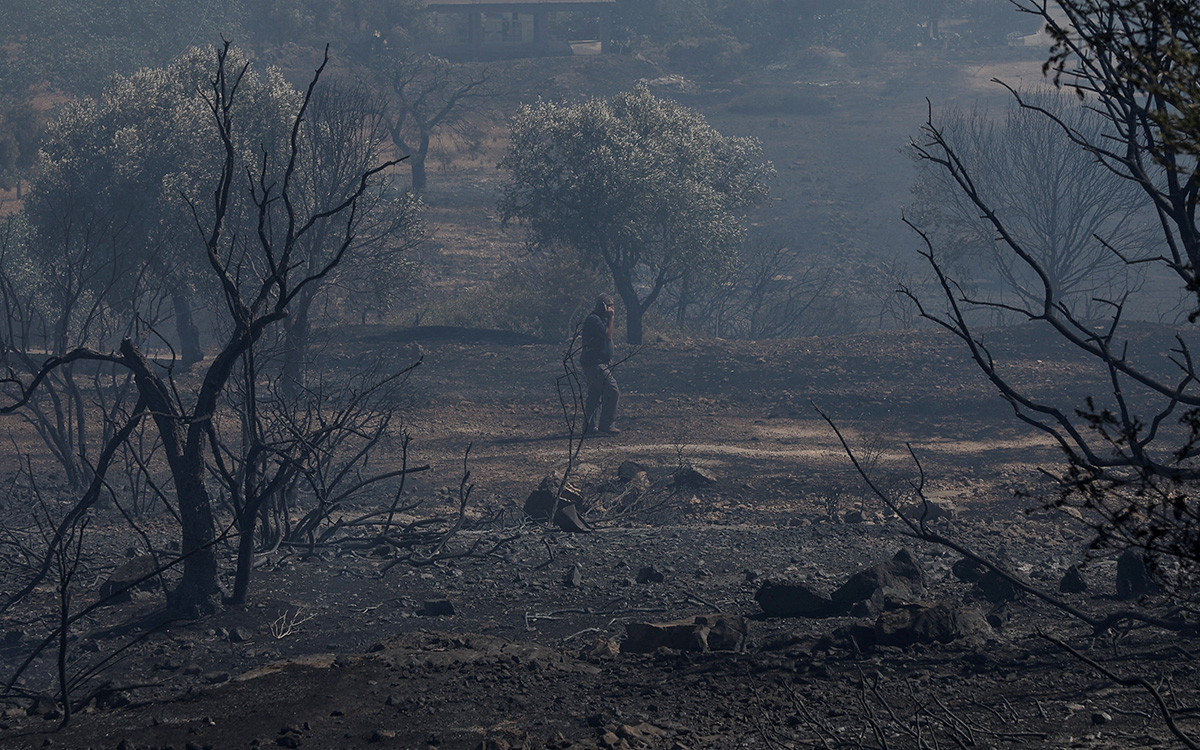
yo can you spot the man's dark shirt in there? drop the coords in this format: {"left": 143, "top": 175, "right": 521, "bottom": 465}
{"left": 580, "top": 312, "right": 613, "bottom": 366}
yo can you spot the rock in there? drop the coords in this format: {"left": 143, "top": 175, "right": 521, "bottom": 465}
{"left": 417, "top": 599, "right": 455, "bottom": 616}
{"left": 1092, "top": 711, "right": 1113, "bottom": 725}
{"left": 563, "top": 565, "right": 583, "bottom": 588}
{"left": 901, "top": 499, "right": 953, "bottom": 522}
{"left": 754, "top": 580, "right": 836, "bottom": 618}
{"left": 875, "top": 602, "right": 991, "bottom": 647}
{"left": 831, "top": 548, "right": 924, "bottom": 612}
{"left": 26, "top": 694, "right": 57, "bottom": 718}
{"left": 229, "top": 625, "right": 255, "bottom": 643}
{"left": 635, "top": 566, "right": 665, "bottom": 584}
{"left": 522, "top": 478, "right": 592, "bottom": 533}
{"left": 616, "top": 723, "right": 669, "bottom": 743}
{"left": 475, "top": 739, "right": 510, "bottom": 750}
{"left": 580, "top": 638, "right": 620, "bottom": 660}
{"left": 671, "top": 466, "right": 716, "bottom": 489}
{"left": 974, "top": 569, "right": 1019, "bottom": 603}
{"left": 622, "top": 614, "right": 747, "bottom": 653}
{"left": 618, "top": 460, "right": 649, "bottom": 481}
{"left": 951, "top": 557, "right": 988, "bottom": 584}
{"left": 843, "top": 510, "right": 864, "bottom": 524}
{"left": 1059, "top": 565, "right": 1089, "bottom": 593}
{"left": 98, "top": 555, "right": 160, "bottom": 603}
{"left": 1116, "top": 549, "right": 1159, "bottom": 599}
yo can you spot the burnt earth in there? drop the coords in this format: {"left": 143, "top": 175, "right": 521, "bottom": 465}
{"left": 1, "top": 325, "right": 1196, "bottom": 749}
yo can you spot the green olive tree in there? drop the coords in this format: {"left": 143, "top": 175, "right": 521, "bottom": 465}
{"left": 498, "top": 86, "right": 773, "bottom": 345}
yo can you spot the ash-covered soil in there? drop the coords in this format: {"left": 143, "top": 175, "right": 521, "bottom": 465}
{"left": 2, "top": 324, "right": 1197, "bottom": 750}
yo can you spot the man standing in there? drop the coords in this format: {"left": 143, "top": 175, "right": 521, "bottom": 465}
{"left": 580, "top": 294, "right": 620, "bottom": 435}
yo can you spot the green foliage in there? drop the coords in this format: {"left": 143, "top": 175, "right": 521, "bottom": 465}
{"left": 498, "top": 86, "right": 773, "bottom": 344}
{"left": 420, "top": 253, "right": 607, "bottom": 342}
{"left": 810, "top": 0, "right": 926, "bottom": 52}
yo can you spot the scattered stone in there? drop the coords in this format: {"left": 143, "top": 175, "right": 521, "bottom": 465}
{"left": 616, "top": 723, "right": 669, "bottom": 743}
{"left": 523, "top": 477, "right": 592, "bottom": 532}
{"left": 417, "top": 599, "right": 455, "bottom": 617}
{"left": 369, "top": 729, "right": 396, "bottom": 743}
{"left": 831, "top": 548, "right": 924, "bottom": 612}
{"left": 671, "top": 466, "right": 716, "bottom": 489}
{"left": 1092, "top": 711, "right": 1113, "bottom": 725}
{"left": 98, "top": 555, "right": 160, "bottom": 604}
{"left": 617, "top": 460, "right": 648, "bottom": 481}
{"left": 93, "top": 688, "right": 131, "bottom": 710}
{"left": 973, "top": 569, "right": 1019, "bottom": 603}
{"left": 622, "top": 614, "right": 747, "bottom": 653}
{"left": 26, "top": 694, "right": 56, "bottom": 718}
{"left": 901, "top": 499, "right": 953, "bottom": 522}
{"left": 371, "top": 543, "right": 393, "bottom": 558}
{"left": 951, "top": 557, "right": 988, "bottom": 584}
{"left": 203, "top": 671, "right": 231, "bottom": 684}
{"left": 276, "top": 735, "right": 302, "bottom": 748}
{"left": 475, "top": 739, "right": 509, "bottom": 750}
{"left": 636, "top": 566, "right": 665, "bottom": 584}
{"left": 229, "top": 625, "right": 255, "bottom": 643}
{"left": 563, "top": 565, "right": 583, "bottom": 588}
{"left": 843, "top": 510, "right": 863, "bottom": 524}
{"left": 1116, "top": 549, "right": 1159, "bottom": 599}
{"left": 754, "top": 580, "right": 836, "bottom": 618}
{"left": 1059, "top": 565, "right": 1089, "bottom": 594}
{"left": 579, "top": 638, "right": 620, "bottom": 660}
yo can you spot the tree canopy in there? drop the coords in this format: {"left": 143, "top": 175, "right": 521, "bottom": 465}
{"left": 498, "top": 86, "right": 773, "bottom": 344}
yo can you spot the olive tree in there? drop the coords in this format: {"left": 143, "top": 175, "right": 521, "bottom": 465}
{"left": 498, "top": 86, "right": 773, "bottom": 345}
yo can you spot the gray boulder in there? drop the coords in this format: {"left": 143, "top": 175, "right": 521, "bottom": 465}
{"left": 755, "top": 580, "right": 837, "bottom": 618}
{"left": 875, "top": 602, "right": 991, "bottom": 648}
{"left": 98, "top": 555, "right": 160, "bottom": 604}
{"left": 831, "top": 548, "right": 924, "bottom": 612}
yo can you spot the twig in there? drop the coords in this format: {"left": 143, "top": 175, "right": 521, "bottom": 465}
{"left": 1039, "top": 629, "right": 1200, "bottom": 750}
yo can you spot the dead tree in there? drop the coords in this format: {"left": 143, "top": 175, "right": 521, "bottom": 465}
{"left": 905, "top": 0, "right": 1200, "bottom": 587}
{"left": 1, "top": 42, "right": 402, "bottom": 615}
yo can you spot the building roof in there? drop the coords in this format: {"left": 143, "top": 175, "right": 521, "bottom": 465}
{"left": 427, "top": 0, "right": 614, "bottom": 6}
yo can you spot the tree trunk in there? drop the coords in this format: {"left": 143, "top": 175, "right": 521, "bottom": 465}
{"left": 230, "top": 502, "right": 258, "bottom": 606}
{"left": 625, "top": 306, "right": 645, "bottom": 345}
{"left": 173, "top": 293, "right": 203, "bottom": 367}
{"left": 171, "top": 458, "right": 222, "bottom": 615}
{"left": 280, "top": 292, "right": 313, "bottom": 404}
{"left": 612, "top": 273, "right": 646, "bottom": 345}
{"left": 411, "top": 151, "right": 428, "bottom": 192}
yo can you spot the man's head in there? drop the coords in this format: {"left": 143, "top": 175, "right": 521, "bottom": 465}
{"left": 594, "top": 293, "right": 614, "bottom": 317}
